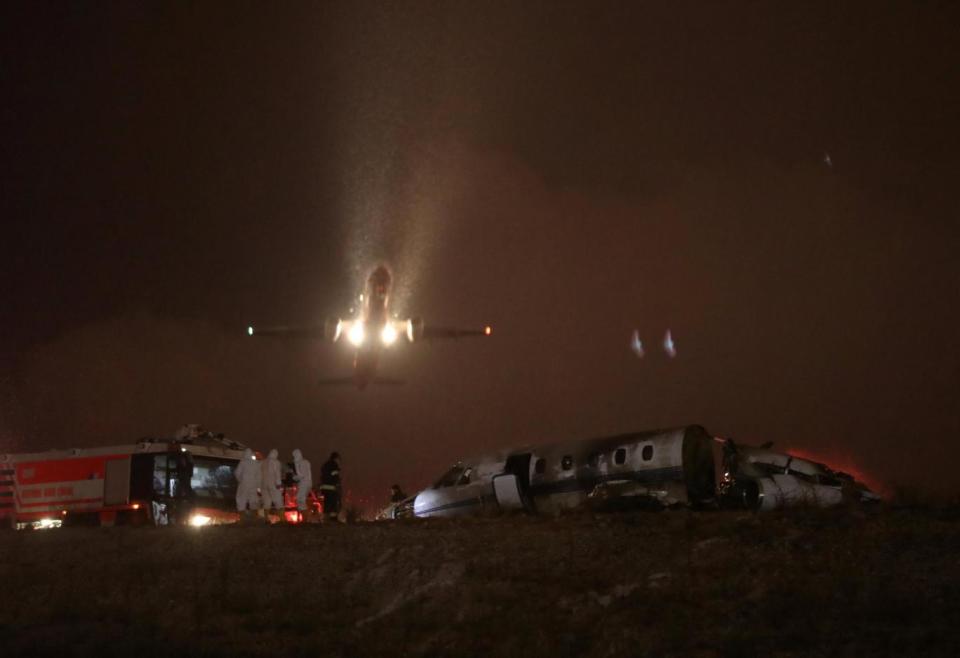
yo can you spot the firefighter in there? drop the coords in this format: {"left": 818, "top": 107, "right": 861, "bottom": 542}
{"left": 291, "top": 449, "right": 313, "bottom": 516}
{"left": 234, "top": 448, "right": 261, "bottom": 519}
{"left": 320, "top": 451, "right": 342, "bottom": 522}
{"left": 260, "top": 449, "right": 284, "bottom": 517}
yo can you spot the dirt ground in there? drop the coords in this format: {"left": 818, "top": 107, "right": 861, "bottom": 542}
{"left": 2, "top": 506, "right": 959, "bottom": 657}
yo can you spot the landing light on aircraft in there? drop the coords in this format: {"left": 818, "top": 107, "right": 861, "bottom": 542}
{"left": 381, "top": 324, "right": 398, "bottom": 345}
{"left": 348, "top": 322, "right": 365, "bottom": 346}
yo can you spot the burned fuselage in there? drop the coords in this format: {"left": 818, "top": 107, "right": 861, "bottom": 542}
{"left": 717, "top": 439, "right": 879, "bottom": 510}
{"left": 398, "top": 426, "right": 878, "bottom": 519}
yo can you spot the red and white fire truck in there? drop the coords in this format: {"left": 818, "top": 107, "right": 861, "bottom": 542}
{"left": 0, "top": 425, "right": 248, "bottom": 529}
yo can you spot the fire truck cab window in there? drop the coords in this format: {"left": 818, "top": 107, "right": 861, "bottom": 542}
{"left": 191, "top": 457, "right": 238, "bottom": 499}
{"left": 561, "top": 455, "right": 573, "bottom": 471}
{"left": 153, "top": 453, "right": 214, "bottom": 499}
{"left": 153, "top": 456, "right": 175, "bottom": 496}
{"left": 642, "top": 445, "right": 654, "bottom": 461}
{"left": 534, "top": 458, "right": 546, "bottom": 474}
{"left": 615, "top": 448, "right": 626, "bottom": 465}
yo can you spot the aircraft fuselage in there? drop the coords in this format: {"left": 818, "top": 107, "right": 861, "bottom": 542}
{"left": 351, "top": 266, "right": 392, "bottom": 390}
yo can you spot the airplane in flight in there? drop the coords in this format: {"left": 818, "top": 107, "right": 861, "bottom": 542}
{"left": 381, "top": 425, "right": 879, "bottom": 519}
{"left": 247, "top": 265, "right": 492, "bottom": 389}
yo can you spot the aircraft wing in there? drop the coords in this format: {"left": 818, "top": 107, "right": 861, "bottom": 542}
{"left": 246, "top": 324, "right": 328, "bottom": 339}
{"left": 421, "top": 325, "right": 492, "bottom": 340}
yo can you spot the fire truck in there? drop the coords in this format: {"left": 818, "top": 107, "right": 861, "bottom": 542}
{"left": 0, "top": 425, "right": 247, "bottom": 529}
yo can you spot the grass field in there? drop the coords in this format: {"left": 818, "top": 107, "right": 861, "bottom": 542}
{"left": 2, "top": 506, "right": 959, "bottom": 657}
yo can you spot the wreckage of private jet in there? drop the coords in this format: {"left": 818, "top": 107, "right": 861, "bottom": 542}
{"left": 386, "top": 425, "right": 879, "bottom": 519}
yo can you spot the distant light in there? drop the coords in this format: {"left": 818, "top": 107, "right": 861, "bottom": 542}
{"left": 190, "top": 514, "right": 212, "bottom": 527}
{"left": 247, "top": 326, "right": 254, "bottom": 336}
{"left": 132, "top": 503, "right": 140, "bottom": 510}
{"left": 381, "top": 324, "right": 398, "bottom": 345}
{"left": 484, "top": 326, "right": 492, "bottom": 336}
{"left": 630, "top": 330, "right": 644, "bottom": 358}
{"left": 348, "top": 322, "right": 365, "bottom": 346}
{"left": 180, "top": 447, "right": 187, "bottom": 452}
{"left": 663, "top": 329, "right": 677, "bottom": 358}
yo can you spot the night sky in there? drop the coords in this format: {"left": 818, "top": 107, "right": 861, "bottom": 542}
{"left": 2, "top": 2, "right": 958, "bottom": 507}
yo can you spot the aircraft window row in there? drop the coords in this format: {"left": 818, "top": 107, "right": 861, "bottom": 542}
{"left": 536, "top": 447, "right": 651, "bottom": 475}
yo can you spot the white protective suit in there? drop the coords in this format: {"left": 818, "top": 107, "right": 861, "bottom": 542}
{"left": 260, "top": 449, "right": 284, "bottom": 511}
{"left": 292, "top": 449, "right": 312, "bottom": 512}
{"left": 234, "top": 449, "right": 262, "bottom": 512}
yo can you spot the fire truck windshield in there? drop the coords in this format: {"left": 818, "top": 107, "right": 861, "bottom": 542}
{"left": 189, "top": 456, "right": 238, "bottom": 499}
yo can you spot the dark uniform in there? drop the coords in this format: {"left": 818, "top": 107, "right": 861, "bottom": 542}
{"left": 320, "top": 452, "right": 342, "bottom": 520}
{"left": 390, "top": 484, "right": 407, "bottom": 503}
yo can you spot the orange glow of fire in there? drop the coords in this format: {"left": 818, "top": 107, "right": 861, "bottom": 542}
{"left": 785, "top": 447, "right": 886, "bottom": 497}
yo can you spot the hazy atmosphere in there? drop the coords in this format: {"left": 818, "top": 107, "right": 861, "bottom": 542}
{"left": 2, "top": 2, "right": 958, "bottom": 507}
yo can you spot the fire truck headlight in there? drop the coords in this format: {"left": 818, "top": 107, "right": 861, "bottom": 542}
{"left": 347, "top": 322, "right": 365, "bottom": 346}
{"left": 36, "top": 518, "right": 62, "bottom": 529}
{"left": 381, "top": 324, "right": 398, "bottom": 345}
{"left": 190, "top": 514, "right": 212, "bottom": 527}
